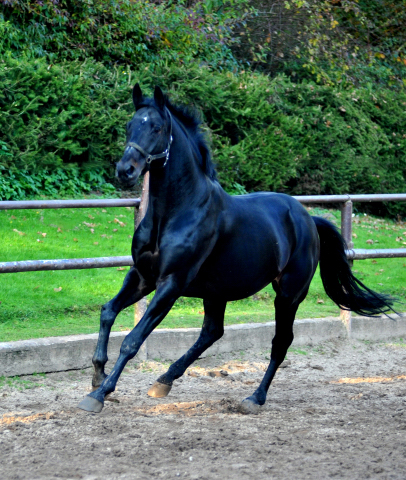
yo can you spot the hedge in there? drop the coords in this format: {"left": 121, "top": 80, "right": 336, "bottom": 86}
{"left": 1, "top": 57, "right": 405, "bottom": 215}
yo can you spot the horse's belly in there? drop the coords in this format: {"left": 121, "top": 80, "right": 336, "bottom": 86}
{"left": 184, "top": 242, "right": 281, "bottom": 301}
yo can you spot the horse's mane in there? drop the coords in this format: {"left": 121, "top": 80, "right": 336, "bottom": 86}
{"left": 142, "top": 96, "right": 217, "bottom": 181}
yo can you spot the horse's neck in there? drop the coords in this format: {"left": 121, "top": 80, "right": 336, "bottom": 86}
{"left": 148, "top": 122, "right": 208, "bottom": 219}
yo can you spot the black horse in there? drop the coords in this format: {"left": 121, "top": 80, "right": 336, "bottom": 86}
{"left": 78, "top": 85, "right": 394, "bottom": 414}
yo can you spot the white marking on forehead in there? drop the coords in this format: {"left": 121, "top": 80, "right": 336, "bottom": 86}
{"left": 141, "top": 116, "right": 148, "bottom": 124}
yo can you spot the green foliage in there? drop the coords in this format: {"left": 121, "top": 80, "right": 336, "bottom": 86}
{"left": 0, "top": 166, "right": 115, "bottom": 200}
{"left": 1, "top": 57, "right": 406, "bottom": 214}
{"left": 0, "top": 57, "right": 134, "bottom": 172}
{"left": 268, "top": 80, "right": 406, "bottom": 198}
{"left": 143, "top": 66, "right": 406, "bottom": 215}
{"left": 235, "top": 0, "right": 406, "bottom": 89}
{"left": 0, "top": 0, "right": 248, "bottom": 70}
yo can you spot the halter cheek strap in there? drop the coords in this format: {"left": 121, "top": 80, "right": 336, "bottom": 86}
{"left": 125, "top": 109, "right": 173, "bottom": 168}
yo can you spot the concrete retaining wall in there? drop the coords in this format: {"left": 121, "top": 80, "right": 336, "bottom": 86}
{"left": 0, "top": 315, "right": 405, "bottom": 377}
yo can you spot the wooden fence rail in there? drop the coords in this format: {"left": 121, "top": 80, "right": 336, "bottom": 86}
{"left": 1, "top": 189, "right": 405, "bottom": 334}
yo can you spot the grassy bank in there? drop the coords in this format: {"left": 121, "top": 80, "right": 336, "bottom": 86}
{"left": 0, "top": 205, "right": 405, "bottom": 342}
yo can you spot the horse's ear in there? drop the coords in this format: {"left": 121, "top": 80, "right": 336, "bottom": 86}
{"left": 154, "top": 86, "right": 165, "bottom": 110}
{"left": 133, "top": 84, "right": 143, "bottom": 110}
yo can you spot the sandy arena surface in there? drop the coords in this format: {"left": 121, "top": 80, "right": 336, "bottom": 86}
{"left": 1, "top": 337, "right": 406, "bottom": 480}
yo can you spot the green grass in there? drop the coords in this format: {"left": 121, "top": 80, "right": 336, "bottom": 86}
{"left": 0, "top": 374, "right": 45, "bottom": 390}
{"left": 0, "top": 205, "right": 405, "bottom": 342}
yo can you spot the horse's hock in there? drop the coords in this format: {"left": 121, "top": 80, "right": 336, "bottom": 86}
{"left": 1, "top": 315, "right": 405, "bottom": 377}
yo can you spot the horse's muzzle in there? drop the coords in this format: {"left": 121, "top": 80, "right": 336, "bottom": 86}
{"left": 115, "top": 161, "right": 139, "bottom": 187}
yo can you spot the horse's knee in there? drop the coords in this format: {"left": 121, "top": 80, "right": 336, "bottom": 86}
{"left": 119, "top": 333, "right": 140, "bottom": 359}
{"left": 100, "top": 303, "right": 117, "bottom": 329}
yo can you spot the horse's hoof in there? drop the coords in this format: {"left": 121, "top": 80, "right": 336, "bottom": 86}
{"left": 147, "top": 381, "right": 172, "bottom": 398}
{"left": 240, "top": 398, "right": 261, "bottom": 415}
{"left": 77, "top": 395, "right": 104, "bottom": 413}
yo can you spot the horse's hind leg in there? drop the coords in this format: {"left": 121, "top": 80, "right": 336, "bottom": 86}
{"left": 92, "top": 267, "right": 151, "bottom": 389}
{"left": 147, "top": 298, "right": 226, "bottom": 398}
{"left": 241, "top": 272, "right": 311, "bottom": 414}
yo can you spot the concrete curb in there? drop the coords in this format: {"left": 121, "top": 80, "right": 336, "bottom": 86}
{"left": 1, "top": 315, "right": 405, "bottom": 377}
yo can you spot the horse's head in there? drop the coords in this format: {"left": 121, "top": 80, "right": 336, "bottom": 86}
{"left": 116, "top": 84, "right": 172, "bottom": 187}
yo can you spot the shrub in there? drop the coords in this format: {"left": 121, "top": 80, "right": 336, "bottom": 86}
{"left": 234, "top": 0, "right": 406, "bottom": 89}
{"left": 0, "top": 166, "right": 115, "bottom": 200}
{"left": 144, "top": 66, "right": 406, "bottom": 212}
{"left": 0, "top": 0, "right": 247, "bottom": 70}
{"left": 0, "top": 57, "right": 132, "bottom": 172}
{"left": 1, "top": 57, "right": 405, "bottom": 216}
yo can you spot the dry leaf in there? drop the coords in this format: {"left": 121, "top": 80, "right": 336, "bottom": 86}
{"left": 33, "top": 286, "right": 40, "bottom": 290}
{"left": 54, "top": 287, "right": 62, "bottom": 292}
{"left": 128, "top": 235, "right": 132, "bottom": 238}
{"left": 317, "top": 299, "right": 324, "bottom": 304}
{"left": 13, "top": 229, "right": 26, "bottom": 236}
{"left": 90, "top": 228, "right": 94, "bottom": 234}
{"left": 88, "top": 214, "right": 95, "bottom": 219}
{"left": 100, "top": 234, "right": 107, "bottom": 238}
{"left": 117, "top": 267, "right": 126, "bottom": 271}
{"left": 366, "top": 239, "right": 374, "bottom": 244}
{"left": 114, "top": 218, "right": 126, "bottom": 227}
{"left": 93, "top": 242, "right": 99, "bottom": 245}
{"left": 83, "top": 222, "right": 97, "bottom": 228}
{"left": 73, "top": 238, "right": 78, "bottom": 242}
{"left": 10, "top": 215, "right": 16, "bottom": 219}
{"left": 36, "top": 239, "right": 43, "bottom": 243}
{"left": 112, "top": 228, "right": 118, "bottom": 232}
{"left": 57, "top": 227, "right": 62, "bottom": 233}
{"left": 101, "top": 209, "right": 107, "bottom": 213}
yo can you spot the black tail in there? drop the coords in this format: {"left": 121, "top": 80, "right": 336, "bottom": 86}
{"left": 312, "top": 216, "right": 396, "bottom": 317}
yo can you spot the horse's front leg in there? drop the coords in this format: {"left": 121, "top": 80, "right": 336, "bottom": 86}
{"left": 92, "top": 267, "right": 151, "bottom": 389}
{"left": 79, "top": 274, "right": 182, "bottom": 413}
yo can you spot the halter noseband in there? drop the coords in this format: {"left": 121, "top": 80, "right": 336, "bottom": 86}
{"left": 125, "top": 108, "right": 173, "bottom": 168}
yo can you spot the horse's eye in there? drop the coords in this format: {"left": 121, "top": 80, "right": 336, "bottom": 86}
{"left": 153, "top": 125, "right": 162, "bottom": 133}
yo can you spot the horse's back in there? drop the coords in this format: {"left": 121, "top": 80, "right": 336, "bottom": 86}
{"left": 225, "top": 191, "right": 317, "bottom": 246}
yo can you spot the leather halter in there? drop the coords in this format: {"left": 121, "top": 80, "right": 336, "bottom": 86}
{"left": 125, "top": 108, "right": 173, "bottom": 168}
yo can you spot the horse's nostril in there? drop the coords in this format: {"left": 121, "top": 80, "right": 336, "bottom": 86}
{"left": 125, "top": 166, "right": 135, "bottom": 177}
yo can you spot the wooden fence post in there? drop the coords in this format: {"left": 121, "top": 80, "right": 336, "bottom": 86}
{"left": 340, "top": 199, "right": 353, "bottom": 336}
{"left": 134, "top": 172, "right": 150, "bottom": 327}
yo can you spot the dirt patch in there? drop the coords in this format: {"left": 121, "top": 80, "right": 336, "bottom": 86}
{"left": 1, "top": 338, "right": 406, "bottom": 479}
